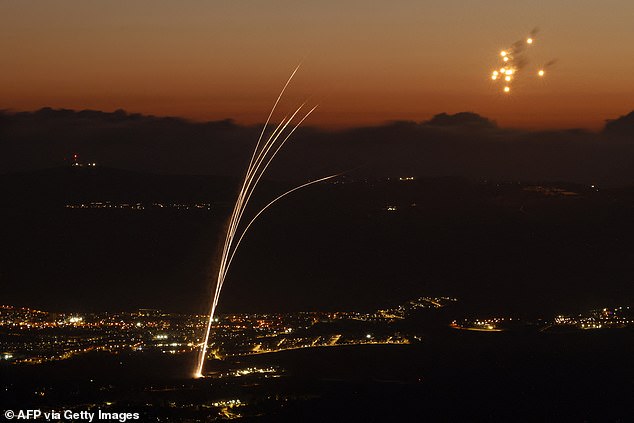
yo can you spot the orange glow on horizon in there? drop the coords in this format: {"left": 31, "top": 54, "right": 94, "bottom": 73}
{"left": 1, "top": 1, "right": 633, "bottom": 131}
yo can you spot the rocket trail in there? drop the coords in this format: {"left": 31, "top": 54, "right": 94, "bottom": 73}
{"left": 225, "top": 172, "right": 342, "bottom": 276}
{"left": 194, "top": 67, "right": 332, "bottom": 378}
{"left": 249, "top": 64, "right": 301, "bottom": 174}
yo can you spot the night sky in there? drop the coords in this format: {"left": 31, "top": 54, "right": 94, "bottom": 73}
{"left": 3, "top": 5, "right": 634, "bottom": 420}
{"left": 1, "top": 2, "right": 634, "bottom": 313}
{"left": 2, "top": 1, "right": 634, "bottom": 129}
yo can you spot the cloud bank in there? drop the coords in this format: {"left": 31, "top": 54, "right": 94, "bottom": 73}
{"left": 1, "top": 107, "right": 634, "bottom": 185}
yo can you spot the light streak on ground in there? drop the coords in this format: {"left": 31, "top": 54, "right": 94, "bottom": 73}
{"left": 450, "top": 325, "right": 504, "bottom": 332}
{"left": 194, "top": 67, "right": 338, "bottom": 378}
{"left": 229, "top": 340, "right": 411, "bottom": 357}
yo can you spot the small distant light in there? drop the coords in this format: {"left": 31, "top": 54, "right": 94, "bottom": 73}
{"left": 504, "top": 86, "right": 510, "bottom": 93}
{"left": 366, "top": 334, "right": 372, "bottom": 339}
{"left": 538, "top": 70, "right": 545, "bottom": 77}
{"left": 527, "top": 38, "right": 533, "bottom": 44}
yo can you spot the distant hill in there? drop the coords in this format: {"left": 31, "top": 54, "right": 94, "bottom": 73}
{"left": 2, "top": 108, "right": 634, "bottom": 185}
{"left": 0, "top": 166, "right": 242, "bottom": 207}
{"left": 604, "top": 111, "right": 634, "bottom": 138}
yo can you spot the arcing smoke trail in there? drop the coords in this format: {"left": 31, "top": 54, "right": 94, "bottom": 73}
{"left": 194, "top": 67, "right": 335, "bottom": 378}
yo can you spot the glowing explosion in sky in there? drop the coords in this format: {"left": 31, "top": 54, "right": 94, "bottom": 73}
{"left": 490, "top": 28, "right": 556, "bottom": 95}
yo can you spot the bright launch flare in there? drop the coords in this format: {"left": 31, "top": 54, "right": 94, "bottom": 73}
{"left": 488, "top": 28, "right": 554, "bottom": 94}
{"left": 194, "top": 67, "right": 338, "bottom": 378}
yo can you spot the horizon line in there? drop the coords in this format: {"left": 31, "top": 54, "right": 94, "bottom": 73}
{"left": 3, "top": 105, "right": 631, "bottom": 133}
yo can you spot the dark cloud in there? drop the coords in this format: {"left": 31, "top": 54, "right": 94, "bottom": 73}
{"left": 424, "top": 112, "right": 497, "bottom": 129}
{"left": 1, "top": 107, "right": 634, "bottom": 186}
{"left": 604, "top": 111, "right": 634, "bottom": 138}
{"left": 0, "top": 107, "right": 254, "bottom": 176}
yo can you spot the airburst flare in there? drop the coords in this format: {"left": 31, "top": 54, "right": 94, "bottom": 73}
{"left": 488, "top": 28, "right": 554, "bottom": 94}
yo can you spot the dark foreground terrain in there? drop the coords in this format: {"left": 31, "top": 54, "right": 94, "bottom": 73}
{"left": 2, "top": 167, "right": 634, "bottom": 315}
{"left": 2, "top": 167, "right": 634, "bottom": 421}
{"left": 2, "top": 326, "right": 633, "bottom": 422}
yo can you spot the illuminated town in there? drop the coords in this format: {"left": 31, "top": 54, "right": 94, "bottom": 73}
{"left": 3, "top": 297, "right": 634, "bottom": 420}
{"left": 4, "top": 299, "right": 633, "bottom": 367}
{"left": 0, "top": 297, "right": 455, "bottom": 366}
{"left": 65, "top": 201, "right": 213, "bottom": 211}
{"left": 451, "top": 305, "right": 634, "bottom": 332}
